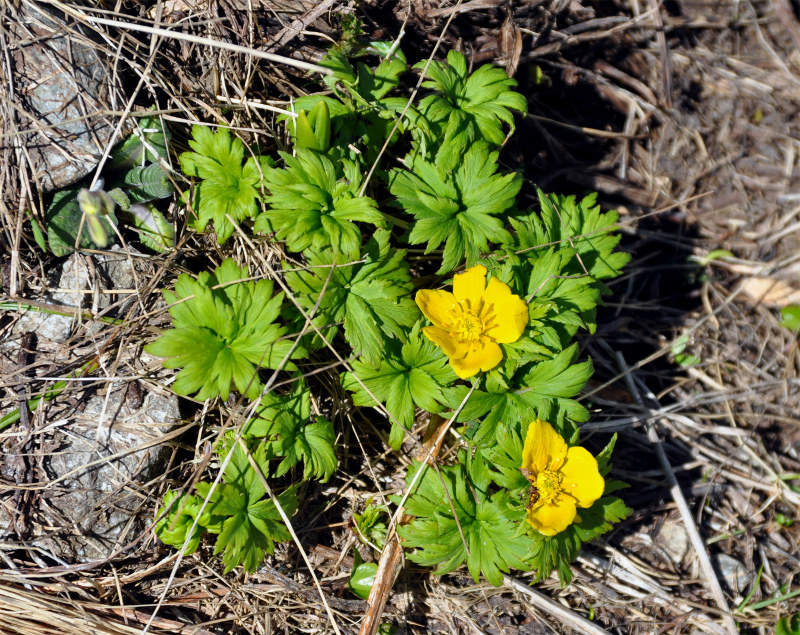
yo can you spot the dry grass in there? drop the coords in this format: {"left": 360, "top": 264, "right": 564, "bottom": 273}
{"left": 1, "top": 0, "right": 799, "bottom": 633}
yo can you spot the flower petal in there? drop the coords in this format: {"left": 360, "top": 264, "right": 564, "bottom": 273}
{"left": 481, "top": 277, "right": 528, "bottom": 343}
{"left": 449, "top": 339, "right": 502, "bottom": 379}
{"left": 423, "top": 326, "right": 468, "bottom": 359}
{"left": 559, "top": 446, "right": 605, "bottom": 509}
{"left": 416, "top": 289, "right": 458, "bottom": 329}
{"left": 521, "top": 419, "right": 568, "bottom": 475}
{"left": 526, "top": 493, "right": 577, "bottom": 536}
{"left": 452, "top": 265, "right": 487, "bottom": 310}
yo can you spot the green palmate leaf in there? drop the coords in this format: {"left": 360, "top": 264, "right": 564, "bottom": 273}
{"left": 510, "top": 189, "right": 631, "bottom": 281}
{"left": 398, "top": 459, "right": 530, "bottom": 586}
{"left": 321, "top": 44, "right": 406, "bottom": 103}
{"left": 244, "top": 379, "right": 309, "bottom": 438}
{"left": 216, "top": 432, "right": 274, "bottom": 502}
{"left": 243, "top": 381, "right": 338, "bottom": 483}
{"left": 254, "top": 149, "right": 384, "bottom": 256}
{"left": 342, "top": 322, "right": 456, "bottom": 440}
{"left": 414, "top": 50, "right": 527, "bottom": 169}
{"left": 284, "top": 47, "right": 424, "bottom": 167}
{"left": 293, "top": 417, "right": 337, "bottom": 482}
{"left": 180, "top": 125, "right": 269, "bottom": 243}
{"left": 389, "top": 142, "right": 518, "bottom": 274}
{"left": 193, "top": 434, "right": 300, "bottom": 573}
{"left": 496, "top": 190, "right": 630, "bottom": 339}
{"left": 145, "top": 259, "right": 305, "bottom": 401}
{"left": 255, "top": 388, "right": 335, "bottom": 481}
{"left": 446, "top": 343, "right": 592, "bottom": 446}
{"left": 526, "top": 495, "right": 632, "bottom": 585}
{"left": 154, "top": 490, "right": 209, "bottom": 554}
{"left": 198, "top": 478, "right": 299, "bottom": 574}
{"left": 284, "top": 230, "right": 419, "bottom": 365}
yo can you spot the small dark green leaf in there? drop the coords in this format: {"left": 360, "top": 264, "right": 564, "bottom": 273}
{"left": 348, "top": 562, "right": 378, "bottom": 599}
{"left": 780, "top": 305, "right": 800, "bottom": 332}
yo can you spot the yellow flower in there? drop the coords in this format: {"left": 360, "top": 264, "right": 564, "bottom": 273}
{"left": 415, "top": 265, "right": 528, "bottom": 379}
{"left": 521, "top": 419, "right": 605, "bottom": 536}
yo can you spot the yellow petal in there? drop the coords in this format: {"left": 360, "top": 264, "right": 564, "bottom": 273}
{"left": 521, "top": 419, "right": 568, "bottom": 475}
{"left": 423, "top": 326, "right": 469, "bottom": 359}
{"left": 526, "top": 493, "right": 577, "bottom": 536}
{"left": 560, "top": 446, "right": 605, "bottom": 509}
{"left": 452, "top": 265, "right": 487, "bottom": 310}
{"left": 449, "top": 339, "right": 503, "bottom": 379}
{"left": 416, "top": 289, "right": 458, "bottom": 329}
{"left": 481, "top": 277, "right": 528, "bottom": 343}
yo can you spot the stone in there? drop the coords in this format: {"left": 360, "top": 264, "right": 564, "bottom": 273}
{"left": 8, "top": 4, "right": 123, "bottom": 191}
{"left": 5, "top": 246, "right": 139, "bottom": 345}
{"left": 0, "top": 379, "right": 181, "bottom": 562}
{"left": 713, "top": 553, "right": 755, "bottom": 596}
{"left": 655, "top": 520, "right": 690, "bottom": 564}
{"left": 0, "top": 248, "right": 180, "bottom": 563}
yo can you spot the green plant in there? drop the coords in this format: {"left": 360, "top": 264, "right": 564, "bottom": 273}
{"left": 389, "top": 141, "right": 519, "bottom": 274}
{"left": 348, "top": 548, "right": 378, "bottom": 599}
{"left": 146, "top": 43, "right": 631, "bottom": 584}
{"left": 44, "top": 115, "right": 174, "bottom": 255}
{"left": 343, "top": 322, "right": 455, "bottom": 448}
{"left": 780, "top": 305, "right": 800, "bottom": 332}
{"left": 254, "top": 149, "right": 383, "bottom": 256}
{"left": 397, "top": 455, "right": 529, "bottom": 586}
{"left": 776, "top": 613, "right": 800, "bottom": 635}
{"left": 353, "top": 498, "right": 390, "bottom": 549}
{"left": 144, "top": 259, "right": 305, "bottom": 401}
{"left": 180, "top": 125, "right": 270, "bottom": 243}
{"left": 284, "top": 230, "right": 418, "bottom": 365}
{"left": 244, "top": 379, "right": 337, "bottom": 482}
{"left": 156, "top": 435, "right": 299, "bottom": 573}
{"left": 414, "top": 49, "right": 527, "bottom": 169}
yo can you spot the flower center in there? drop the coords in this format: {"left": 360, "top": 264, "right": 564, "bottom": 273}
{"left": 534, "top": 470, "right": 563, "bottom": 503}
{"left": 454, "top": 311, "right": 484, "bottom": 342}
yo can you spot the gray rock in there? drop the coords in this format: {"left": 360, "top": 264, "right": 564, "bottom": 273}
{"left": 6, "top": 247, "right": 139, "bottom": 345}
{"left": 0, "top": 380, "right": 181, "bottom": 562}
{"left": 0, "top": 248, "right": 179, "bottom": 563}
{"left": 8, "top": 4, "right": 122, "bottom": 191}
{"left": 655, "top": 520, "right": 690, "bottom": 564}
{"left": 713, "top": 553, "right": 755, "bottom": 596}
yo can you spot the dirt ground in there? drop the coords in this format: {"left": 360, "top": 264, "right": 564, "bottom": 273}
{"left": 1, "top": 0, "right": 799, "bottom": 633}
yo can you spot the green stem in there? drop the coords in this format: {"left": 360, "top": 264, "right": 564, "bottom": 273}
{"left": 1, "top": 300, "right": 126, "bottom": 326}
{"left": 1, "top": 360, "right": 100, "bottom": 432}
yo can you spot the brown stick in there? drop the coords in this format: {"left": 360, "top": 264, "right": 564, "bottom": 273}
{"left": 358, "top": 416, "right": 449, "bottom": 635}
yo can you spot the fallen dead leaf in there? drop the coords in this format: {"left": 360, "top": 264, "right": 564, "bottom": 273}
{"left": 499, "top": 8, "right": 522, "bottom": 78}
{"left": 740, "top": 276, "right": 800, "bottom": 307}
